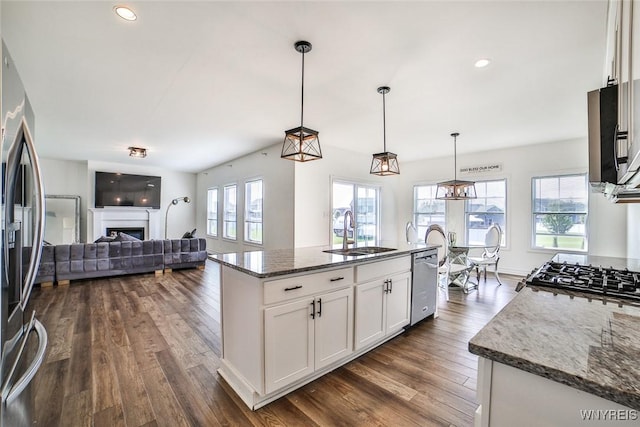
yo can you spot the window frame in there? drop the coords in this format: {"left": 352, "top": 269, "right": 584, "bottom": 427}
{"left": 244, "top": 179, "right": 263, "bottom": 245}
{"left": 330, "top": 179, "right": 381, "bottom": 244}
{"left": 464, "top": 179, "right": 507, "bottom": 247}
{"left": 531, "top": 173, "right": 588, "bottom": 253}
{"left": 222, "top": 183, "right": 237, "bottom": 241}
{"left": 207, "top": 187, "right": 219, "bottom": 237}
{"left": 413, "top": 184, "right": 446, "bottom": 240}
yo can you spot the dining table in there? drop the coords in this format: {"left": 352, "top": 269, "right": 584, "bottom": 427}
{"left": 447, "top": 245, "right": 486, "bottom": 292}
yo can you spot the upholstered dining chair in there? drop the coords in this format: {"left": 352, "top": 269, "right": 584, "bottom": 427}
{"left": 425, "top": 224, "right": 471, "bottom": 301}
{"left": 469, "top": 223, "right": 503, "bottom": 285}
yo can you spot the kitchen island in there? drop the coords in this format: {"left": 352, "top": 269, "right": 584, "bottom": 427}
{"left": 469, "top": 288, "right": 640, "bottom": 426}
{"left": 210, "top": 242, "right": 437, "bottom": 409}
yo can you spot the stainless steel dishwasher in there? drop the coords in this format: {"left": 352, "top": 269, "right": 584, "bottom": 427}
{"left": 410, "top": 249, "right": 438, "bottom": 325}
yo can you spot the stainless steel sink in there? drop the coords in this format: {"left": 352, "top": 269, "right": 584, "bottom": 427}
{"left": 323, "top": 246, "right": 396, "bottom": 256}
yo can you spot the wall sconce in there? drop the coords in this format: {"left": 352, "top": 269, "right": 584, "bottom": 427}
{"left": 165, "top": 196, "right": 191, "bottom": 239}
{"left": 129, "top": 146, "right": 147, "bottom": 158}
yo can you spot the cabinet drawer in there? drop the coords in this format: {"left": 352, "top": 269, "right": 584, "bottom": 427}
{"left": 356, "top": 256, "right": 411, "bottom": 283}
{"left": 264, "top": 267, "right": 354, "bottom": 305}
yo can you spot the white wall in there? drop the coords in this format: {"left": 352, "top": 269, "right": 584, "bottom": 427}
{"left": 196, "top": 143, "right": 295, "bottom": 254}
{"left": 87, "top": 160, "right": 197, "bottom": 240}
{"left": 294, "top": 145, "right": 400, "bottom": 248}
{"left": 39, "top": 158, "right": 196, "bottom": 242}
{"left": 396, "top": 138, "right": 628, "bottom": 275}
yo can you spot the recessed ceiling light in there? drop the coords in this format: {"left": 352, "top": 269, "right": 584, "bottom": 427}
{"left": 474, "top": 58, "right": 491, "bottom": 68}
{"left": 114, "top": 6, "right": 137, "bottom": 21}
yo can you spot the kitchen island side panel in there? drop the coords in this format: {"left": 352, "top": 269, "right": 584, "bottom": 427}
{"left": 480, "top": 359, "right": 639, "bottom": 427}
{"left": 221, "top": 266, "right": 263, "bottom": 393}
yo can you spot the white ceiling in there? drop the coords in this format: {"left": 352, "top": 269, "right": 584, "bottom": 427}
{"left": 1, "top": 1, "right": 608, "bottom": 173}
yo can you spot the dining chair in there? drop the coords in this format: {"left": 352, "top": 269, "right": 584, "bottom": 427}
{"left": 405, "top": 221, "right": 419, "bottom": 244}
{"left": 425, "top": 224, "right": 472, "bottom": 300}
{"left": 469, "top": 223, "right": 503, "bottom": 285}
{"left": 425, "top": 225, "right": 450, "bottom": 301}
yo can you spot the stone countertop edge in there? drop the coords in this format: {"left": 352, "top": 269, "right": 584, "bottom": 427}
{"left": 207, "top": 243, "right": 438, "bottom": 279}
{"left": 468, "top": 289, "right": 640, "bottom": 411}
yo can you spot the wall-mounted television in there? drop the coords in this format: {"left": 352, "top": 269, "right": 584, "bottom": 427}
{"left": 95, "top": 171, "right": 161, "bottom": 209}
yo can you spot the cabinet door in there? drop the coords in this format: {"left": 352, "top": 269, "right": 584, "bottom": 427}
{"left": 354, "top": 279, "right": 385, "bottom": 350}
{"left": 385, "top": 272, "right": 411, "bottom": 334}
{"left": 264, "top": 298, "right": 314, "bottom": 394}
{"left": 314, "top": 287, "right": 354, "bottom": 370}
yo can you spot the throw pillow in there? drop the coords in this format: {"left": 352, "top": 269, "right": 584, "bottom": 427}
{"left": 114, "top": 232, "right": 142, "bottom": 242}
{"left": 94, "top": 235, "right": 116, "bottom": 243}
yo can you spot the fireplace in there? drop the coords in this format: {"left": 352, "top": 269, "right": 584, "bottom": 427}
{"left": 106, "top": 227, "right": 145, "bottom": 240}
{"left": 88, "top": 208, "right": 161, "bottom": 242}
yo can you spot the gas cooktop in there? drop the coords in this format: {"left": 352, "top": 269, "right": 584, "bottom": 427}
{"left": 520, "top": 260, "right": 640, "bottom": 306}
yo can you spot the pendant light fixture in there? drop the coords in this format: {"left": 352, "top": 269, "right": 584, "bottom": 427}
{"left": 281, "top": 41, "right": 322, "bottom": 162}
{"left": 370, "top": 86, "right": 400, "bottom": 176}
{"left": 435, "top": 132, "right": 477, "bottom": 200}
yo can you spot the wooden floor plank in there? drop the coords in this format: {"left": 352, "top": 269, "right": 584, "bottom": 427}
{"left": 28, "top": 260, "right": 520, "bottom": 426}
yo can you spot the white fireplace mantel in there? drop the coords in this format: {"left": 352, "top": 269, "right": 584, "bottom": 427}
{"left": 89, "top": 208, "right": 161, "bottom": 241}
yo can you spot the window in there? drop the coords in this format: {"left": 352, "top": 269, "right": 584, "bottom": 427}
{"left": 532, "top": 174, "right": 588, "bottom": 251}
{"left": 331, "top": 181, "right": 380, "bottom": 244}
{"left": 413, "top": 184, "right": 446, "bottom": 238}
{"left": 207, "top": 188, "right": 218, "bottom": 237}
{"left": 465, "top": 179, "right": 506, "bottom": 246}
{"left": 244, "top": 179, "right": 263, "bottom": 244}
{"left": 223, "top": 184, "right": 237, "bottom": 240}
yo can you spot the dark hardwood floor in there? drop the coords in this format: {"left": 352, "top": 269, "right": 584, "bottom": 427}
{"left": 28, "top": 260, "right": 519, "bottom": 427}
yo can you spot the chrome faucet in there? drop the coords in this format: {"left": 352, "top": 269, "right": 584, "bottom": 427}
{"left": 342, "top": 210, "right": 356, "bottom": 250}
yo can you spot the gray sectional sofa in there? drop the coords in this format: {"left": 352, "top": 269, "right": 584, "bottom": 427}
{"left": 34, "top": 238, "right": 207, "bottom": 286}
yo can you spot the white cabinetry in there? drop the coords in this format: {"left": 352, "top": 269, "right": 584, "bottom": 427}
{"left": 475, "top": 357, "right": 639, "bottom": 427}
{"left": 217, "top": 253, "right": 413, "bottom": 410}
{"left": 264, "top": 287, "right": 353, "bottom": 394}
{"left": 354, "top": 257, "right": 411, "bottom": 350}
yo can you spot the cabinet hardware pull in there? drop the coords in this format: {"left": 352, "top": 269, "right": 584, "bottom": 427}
{"left": 329, "top": 277, "right": 344, "bottom": 282}
{"left": 389, "top": 278, "right": 393, "bottom": 293}
{"left": 310, "top": 300, "right": 315, "bottom": 319}
{"left": 317, "top": 298, "right": 322, "bottom": 317}
{"left": 383, "top": 279, "right": 389, "bottom": 294}
{"left": 284, "top": 285, "right": 302, "bottom": 291}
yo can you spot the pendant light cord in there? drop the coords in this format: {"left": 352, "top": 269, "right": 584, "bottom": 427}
{"left": 453, "top": 134, "right": 457, "bottom": 181}
{"left": 300, "top": 49, "right": 305, "bottom": 130}
{"left": 382, "top": 90, "right": 387, "bottom": 152}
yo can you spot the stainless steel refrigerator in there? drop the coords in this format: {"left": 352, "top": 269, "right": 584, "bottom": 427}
{"left": 1, "top": 40, "right": 47, "bottom": 426}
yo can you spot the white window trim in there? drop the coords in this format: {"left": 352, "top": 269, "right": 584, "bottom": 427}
{"left": 464, "top": 178, "right": 507, "bottom": 247}
{"left": 412, "top": 183, "right": 446, "bottom": 238}
{"left": 207, "top": 187, "right": 219, "bottom": 238}
{"left": 330, "top": 177, "right": 381, "bottom": 244}
{"left": 223, "top": 183, "right": 237, "bottom": 241}
{"left": 530, "top": 173, "right": 588, "bottom": 253}
{"left": 244, "top": 178, "right": 263, "bottom": 245}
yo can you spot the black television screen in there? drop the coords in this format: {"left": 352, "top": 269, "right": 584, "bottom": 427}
{"left": 95, "top": 172, "right": 161, "bottom": 209}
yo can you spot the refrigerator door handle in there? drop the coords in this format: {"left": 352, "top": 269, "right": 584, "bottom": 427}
{"left": 1, "top": 312, "right": 48, "bottom": 405}
{"left": 14, "top": 118, "right": 46, "bottom": 308}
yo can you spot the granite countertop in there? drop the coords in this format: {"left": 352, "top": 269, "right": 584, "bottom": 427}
{"left": 469, "top": 288, "right": 640, "bottom": 410}
{"left": 209, "top": 241, "right": 438, "bottom": 278}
